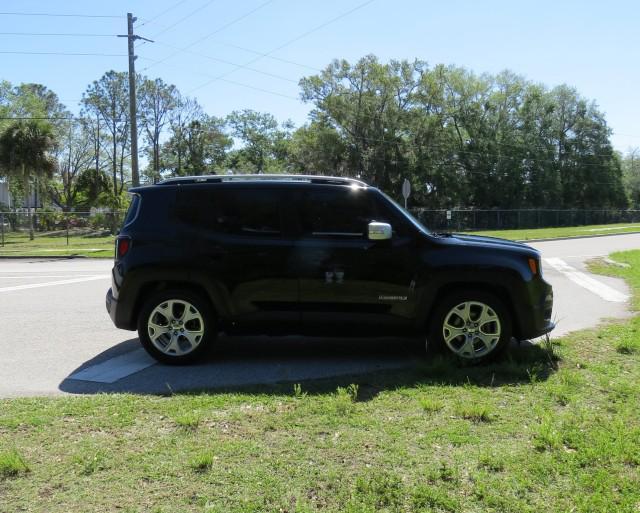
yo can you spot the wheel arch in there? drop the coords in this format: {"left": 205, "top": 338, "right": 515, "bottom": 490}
{"left": 421, "top": 281, "right": 521, "bottom": 339}
{"left": 132, "top": 280, "right": 222, "bottom": 328}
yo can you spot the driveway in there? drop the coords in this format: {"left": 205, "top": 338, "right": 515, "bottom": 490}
{"left": 0, "top": 233, "right": 637, "bottom": 398}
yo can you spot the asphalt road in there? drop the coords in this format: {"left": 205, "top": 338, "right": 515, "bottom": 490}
{"left": 0, "top": 233, "right": 637, "bottom": 398}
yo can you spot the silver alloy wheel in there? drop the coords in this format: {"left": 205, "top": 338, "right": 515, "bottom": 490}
{"left": 442, "top": 301, "right": 501, "bottom": 359}
{"left": 147, "top": 299, "right": 205, "bottom": 356}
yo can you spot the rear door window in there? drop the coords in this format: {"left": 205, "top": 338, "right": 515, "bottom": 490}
{"left": 176, "top": 187, "right": 283, "bottom": 238}
{"left": 123, "top": 194, "right": 140, "bottom": 227}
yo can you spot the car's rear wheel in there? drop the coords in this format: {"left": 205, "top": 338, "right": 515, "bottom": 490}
{"left": 427, "top": 291, "right": 511, "bottom": 363}
{"left": 137, "top": 290, "right": 215, "bottom": 364}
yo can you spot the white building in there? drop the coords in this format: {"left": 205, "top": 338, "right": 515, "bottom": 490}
{"left": 0, "top": 180, "right": 11, "bottom": 207}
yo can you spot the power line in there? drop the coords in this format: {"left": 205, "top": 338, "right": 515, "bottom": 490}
{"left": 141, "top": 0, "right": 275, "bottom": 66}
{"left": 151, "top": 40, "right": 298, "bottom": 83}
{"left": 0, "top": 11, "right": 121, "bottom": 19}
{"left": 138, "top": 0, "right": 191, "bottom": 28}
{"left": 148, "top": 0, "right": 219, "bottom": 39}
{"left": 187, "top": 0, "right": 376, "bottom": 94}
{"left": 140, "top": 56, "right": 299, "bottom": 100}
{"left": 0, "top": 32, "right": 117, "bottom": 37}
{"left": 213, "top": 41, "right": 322, "bottom": 72}
{"left": 217, "top": 78, "right": 298, "bottom": 100}
{"left": 0, "top": 51, "right": 126, "bottom": 57}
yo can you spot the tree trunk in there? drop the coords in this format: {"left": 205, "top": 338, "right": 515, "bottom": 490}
{"left": 23, "top": 168, "right": 34, "bottom": 241}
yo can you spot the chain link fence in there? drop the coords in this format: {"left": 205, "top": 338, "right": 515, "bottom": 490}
{"left": 412, "top": 209, "right": 640, "bottom": 232}
{"left": 0, "top": 210, "right": 126, "bottom": 247}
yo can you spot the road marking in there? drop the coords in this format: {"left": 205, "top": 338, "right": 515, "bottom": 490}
{"left": 68, "top": 348, "right": 156, "bottom": 383}
{"left": 0, "top": 269, "right": 110, "bottom": 273}
{"left": 0, "top": 275, "right": 98, "bottom": 279}
{"left": 0, "top": 274, "right": 109, "bottom": 293}
{"left": 544, "top": 257, "right": 629, "bottom": 303}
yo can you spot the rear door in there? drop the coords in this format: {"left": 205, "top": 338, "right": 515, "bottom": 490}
{"left": 293, "top": 186, "right": 419, "bottom": 334}
{"left": 175, "top": 185, "right": 299, "bottom": 330}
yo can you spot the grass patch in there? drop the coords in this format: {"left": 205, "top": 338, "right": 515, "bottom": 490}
{"left": 454, "top": 402, "right": 493, "bottom": 423}
{"left": 467, "top": 221, "right": 640, "bottom": 241}
{"left": 174, "top": 412, "right": 202, "bottom": 431}
{"left": 72, "top": 448, "right": 108, "bottom": 476}
{"left": 0, "top": 231, "right": 114, "bottom": 258}
{"left": 189, "top": 452, "right": 214, "bottom": 473}
{"left": 0, "top": 449, "right": 29, "bottom": 479}
{"left": 0, "top": 252, "right": 639, "bottom": 511}
{"left": 419, "top": 396, "right": 444, "bottom": 413}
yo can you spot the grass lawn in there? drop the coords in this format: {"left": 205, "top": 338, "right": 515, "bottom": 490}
{"left": 467, "top": 222, "right": 640, "bottom": 241}
{"left": 1, "top": 254, "right": 639, "bottom": 512}
{"left": 0, "top": 231, "right": 114, "bottom": 258}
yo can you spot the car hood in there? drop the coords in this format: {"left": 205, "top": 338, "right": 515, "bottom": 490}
{"left": 432, "top": 233, "right": 539, "bottom": 256}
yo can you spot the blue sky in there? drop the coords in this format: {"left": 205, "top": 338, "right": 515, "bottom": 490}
{"left": 1, "top": 0, "right": 638, "bottom": 152}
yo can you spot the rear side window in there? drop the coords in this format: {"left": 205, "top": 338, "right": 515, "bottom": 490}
{"left": 297, "top": 188, "right": 374, "bottom": 238}
{"left": 123, "top": 194, "right": 140, "bottom": 227}
{"left": 176, "top": 187, "right": 282, "bottom": 237}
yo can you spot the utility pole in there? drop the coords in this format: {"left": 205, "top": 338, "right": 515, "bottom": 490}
{"left": 118, "top": 13, "right": 153, "bottom": 187}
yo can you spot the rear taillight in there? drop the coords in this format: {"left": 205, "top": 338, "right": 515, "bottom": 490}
{"left": 116, "top": 237, "right": 131, "bottom": 259}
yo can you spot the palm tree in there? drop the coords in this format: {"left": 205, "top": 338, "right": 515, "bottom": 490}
{"left": 0, "top": 121, "right": 56, "bottom": 239}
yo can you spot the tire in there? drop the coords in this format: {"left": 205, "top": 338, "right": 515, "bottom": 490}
{"left": 137, "top": 289, "right": 216, "bottom": 365}
{"left": 427, "top": 290, "right": 512, "bottom": 364}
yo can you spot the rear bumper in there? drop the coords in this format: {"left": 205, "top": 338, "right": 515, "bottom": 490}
{"left": 106, "top": 287, "right": 136, "bottom": 331}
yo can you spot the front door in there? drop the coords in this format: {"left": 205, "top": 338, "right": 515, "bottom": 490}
{"left": 293, "top": 186, "right": 419, "bottom": 335}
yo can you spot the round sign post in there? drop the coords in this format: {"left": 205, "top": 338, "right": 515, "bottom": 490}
{"left": 402, "top": 179, "right": 411, "bottom": 209}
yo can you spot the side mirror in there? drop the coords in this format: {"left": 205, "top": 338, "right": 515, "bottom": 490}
{"left": 368, "top": 221, "right": 392, "bottom": 241}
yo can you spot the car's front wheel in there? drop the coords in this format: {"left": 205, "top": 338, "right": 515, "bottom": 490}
{"left": 428, "top": 291, "right": 512, "bottom": 363}
{"left": 137, "top": 290, "right": 215, "bottom": 364}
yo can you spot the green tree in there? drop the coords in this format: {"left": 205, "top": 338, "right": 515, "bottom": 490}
{"left": 226, "top": 110, "right": 292, "bottom": 173}
{"left": 160, "top": 115, "right": 230, "bottom": 176}
{"left": 0, "top": 120, "right": 56, "bottom": 239}
{"left": 139, "top": 78, "right": 179, "bottom": 182}
{"left": 81, "top": 71, "right": 131, "bottom": 199}
{"left": 49, "top": 120, "right": 95, "bottom": 210}
{"left": 289, "top": 120, "right": 347, "bottom": 175}
{"left": 622, "top": 149, "right": 640, "bottom": 207}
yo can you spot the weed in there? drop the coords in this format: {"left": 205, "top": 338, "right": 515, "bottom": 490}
{"left": 419, "top": 397, "right": 444, "bottom": 413}
{"left": 174, "top": 412, "right": 201, "bottom": 431}
{"left": 293, "top": 383, "right": 307, "bottom": 399}
{"left": 411, "top": 483, "right": 459, "bottom": 512}
{"left": 533, "top": 418, "right": 563, "bottom": 451}
{"left": 346, "top": 383, "right": 359, "bottom": 402}
{"left": 0, "top": 449, "right": 29, "bottom": 479}
{"left": 615, "top": 340, "right": 637, "bottom": 354}
{"left": 189, "top": 452, "right": 214, "bottom": 473}
{"left": 455, "top": 402, "right": 493, "bottom": 423}
{"left": 334, "top": 384, "right": 359, "bottom": 415}
{"left": 354, "top": 470, "right": 403, "bottom": 509}
{"left": 73, "top": 449, "right": 106, "bottom": 476}
{"left": 477, "top": 451, "right": 505, "bottom": 472}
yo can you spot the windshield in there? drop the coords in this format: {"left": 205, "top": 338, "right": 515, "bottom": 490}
{"left": 380, "top": 191, "right": 430, "bottom": 235}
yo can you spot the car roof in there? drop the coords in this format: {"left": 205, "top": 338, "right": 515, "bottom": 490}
{"left": 129, "top": 174, "right": 368, "bottom": 193}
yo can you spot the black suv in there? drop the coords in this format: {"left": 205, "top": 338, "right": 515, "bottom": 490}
{"left": 106, "top": 175, "right": 554, "bottom": 364}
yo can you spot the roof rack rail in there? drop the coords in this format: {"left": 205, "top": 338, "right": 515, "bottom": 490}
{"left": 158, "top": 174, "right": 367, "bottom": 187}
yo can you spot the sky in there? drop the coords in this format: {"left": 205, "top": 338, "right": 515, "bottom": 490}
{"left": 0, "top": 0, "right": 639, "bottom": 153}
